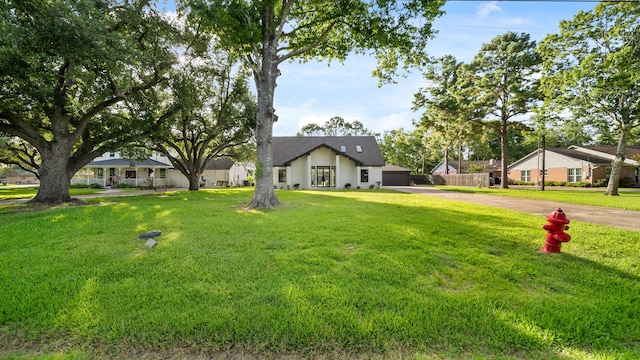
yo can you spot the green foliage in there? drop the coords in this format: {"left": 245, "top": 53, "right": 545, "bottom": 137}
{"left": 413, "top": 56, "right": 481, "bottom": 165}
{"left": 471, "top": 32, "right": 541, "bottom": 187}
{"left": 145, "top": 23, "right": 257, "bottom": 190}
{"left": 538, "top": 2, "right": 640, "bottom": 195}
{"left": 0, "top": 189, "right": 639, "bottom": 358}
{"left": 379, "top": 128, "right": 431, "bottom": 175}
{"left": 466, "top": 163, "right": 485, "bottom": 173}
{"left": 0, "top": 0, "right": 180, "bottom": 203}
{"left": 297, "top": 116, "right": 378, "bottom": 137}
{"left": 69, "top": 183, "right": 103, "bottom": 190}
{"left": 184, "top": 0, "right": 446, "bottom": 208}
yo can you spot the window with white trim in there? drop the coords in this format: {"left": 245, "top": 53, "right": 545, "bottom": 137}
{"left": 521, "top": 170, "right": 531, "bottom": 182}
{"left": 568, "top": 168, "right": 581, "bottom": 183}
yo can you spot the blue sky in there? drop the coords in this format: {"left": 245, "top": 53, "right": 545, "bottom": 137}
{"left": 271, "top": 1, "right": 597, "bottom": 136}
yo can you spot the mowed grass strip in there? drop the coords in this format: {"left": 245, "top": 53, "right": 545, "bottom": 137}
{"left": 438, "top": 185, "right": 640, "bottom": 211}
{"left": 0, "top": 187, "right": 102, "bottom": 200}
{"left": 0, "top": 188, "right": 638, "bottom": 359}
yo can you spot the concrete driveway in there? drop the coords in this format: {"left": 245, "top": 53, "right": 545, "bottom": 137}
{"left": 386, "top": 186, "right": 640, "bottom": 232}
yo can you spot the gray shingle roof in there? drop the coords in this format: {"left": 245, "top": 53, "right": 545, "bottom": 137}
{"left": 550, "top": 148, "right": 611, "bottom": 165}
{"left": 204, "top": 156, "right": 234, "bottom": 170}
{"left": 273, "top": 136, "right": 385, "bottom": 166}
{"left": 86, "top": 158, "right": 172, "bottom": 167}
{"left": 579, "top": 145, "right": 640, "bottom": 158}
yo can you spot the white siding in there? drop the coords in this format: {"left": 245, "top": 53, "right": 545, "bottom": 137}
{"left": 510, "top": 151, "right": 587, "bottom": 171}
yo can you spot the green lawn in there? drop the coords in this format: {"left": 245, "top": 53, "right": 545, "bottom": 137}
{"left": 437, "top": 185, "right": 640, "bottom": 211}
{"left": 1, "top": 189, "right": 639, "bottom": 359}
{"left": 0, "top": 187, "right": 102, "bottom": 200}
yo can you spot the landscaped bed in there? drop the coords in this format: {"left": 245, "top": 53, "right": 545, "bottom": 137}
{"left": 1, "top": 188, "right": 638, "bottom": 359}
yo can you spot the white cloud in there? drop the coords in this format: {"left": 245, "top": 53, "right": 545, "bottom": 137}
{"left": 476, "top": 1, "right": 503, "bottom": 19}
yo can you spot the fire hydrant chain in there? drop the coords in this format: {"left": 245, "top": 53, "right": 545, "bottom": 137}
{"left": 541, "top": 208, "right": 571, "bottom": 254}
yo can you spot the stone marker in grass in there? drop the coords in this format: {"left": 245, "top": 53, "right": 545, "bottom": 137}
{"left": 144, "top": 239, "right": 158, "bottom": 248}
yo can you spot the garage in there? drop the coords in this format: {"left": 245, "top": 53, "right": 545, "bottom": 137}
{"left": 382, "top": 165, "right": 412, "bottom": 186}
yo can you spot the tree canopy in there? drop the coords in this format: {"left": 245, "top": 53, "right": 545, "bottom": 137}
{"left": 0, "top": 0, "right": 178, "bottom": 203}
{"left": 297, "top": 117, "right": 378, "bottom": 137}
{"left": 471, "top": 32, "right": 541, "bottom": 188}
{"left": 539, "top": 2, "right": 640, "bottom": 195}
{"left": 413, "top": 55, "right": 480, "bottom": 174}
{"left": 148, "top": 36, "right": 257, "bottom": 191}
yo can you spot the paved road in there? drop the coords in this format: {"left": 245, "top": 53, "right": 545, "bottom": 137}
{"left": 386, "top": 186, "right": 640, "bottom": 232}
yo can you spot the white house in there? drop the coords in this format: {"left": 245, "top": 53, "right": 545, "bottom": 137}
{"left": 73, "top": 152, "right": 173, "bottom": 187}
{"left": 272, "top": 136, "right": 385, "bottom": 189}
{"left": 73, "top": 152, "right": 253, "bottom": 188}
{"left": 167, "top": 157, "right": 254, "bottom": 188}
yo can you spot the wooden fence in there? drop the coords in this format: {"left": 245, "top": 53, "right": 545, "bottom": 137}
{"left": 415, "top": 173, "right": 491, "bottom": 187}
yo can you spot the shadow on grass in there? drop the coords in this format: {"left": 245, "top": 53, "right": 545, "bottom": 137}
{"left": 1, "top": 188, "right": 638, "bottom": 359}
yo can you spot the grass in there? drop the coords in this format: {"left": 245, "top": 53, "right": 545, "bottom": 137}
{"left": 1, "top": 188, "right": 639, "bottom": 359}
{"left": 0, "top": 187, "right": 102, "bottom": 200}
{"left": 436, "top": 185, "right": 640, "bottom": 211}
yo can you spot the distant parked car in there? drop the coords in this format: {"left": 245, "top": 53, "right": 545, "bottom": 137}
{"left": 0, "top": 178, "right": 7, "bottom": 185}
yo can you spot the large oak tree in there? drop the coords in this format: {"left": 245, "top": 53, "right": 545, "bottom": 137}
{"left": 0, "top": 0, "right": 178, "bottom": 204}
{"left": 184, "top": 0, "right": 446, "bottom": 208}
{"left": 149, "top": 44, "right": 257, "bottom": 191}
{"left": 539, "top": 2, "right": 640, "bottom": 195}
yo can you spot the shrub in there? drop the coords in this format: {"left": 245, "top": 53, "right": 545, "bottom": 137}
{"left": 593, "top": 178, "right": 608, "bottom": 187}
{"left": 566, "top": 182, "right": 591, "bottom": 188}
{"left": 344, "top": 183, "right": 351, "bottom": 189}
{"left": 369, "top": 184, "right": 375, "bottom": 189}
{"left": 620, "top": 177, "right": 638, "bottom": 188}
{"left": 293, "top": 183, "right": 300, "bottom": 190}
{"left": 70, "top": 183, "right": 103, "bottom": 189}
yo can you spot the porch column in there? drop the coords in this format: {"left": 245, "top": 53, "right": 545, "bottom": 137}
{"left": 335, "top": 154, "right": 340, "bottom": 189}
{"left": 356, "top": 165, "right": 361, "bottom": 188}
{"left": 286, "top": 165, "right": 292, "bottom": 188}
{"left": 306, "top": 155, "right": 311, "bottom": 189}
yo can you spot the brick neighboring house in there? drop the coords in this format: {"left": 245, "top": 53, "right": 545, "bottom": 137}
{"left": 507, "top": 145, "right": 640, "bottom": 186}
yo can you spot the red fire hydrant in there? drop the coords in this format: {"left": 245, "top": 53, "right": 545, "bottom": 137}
{"left": 541, "top": 208, "right": 571, "bottom": 254}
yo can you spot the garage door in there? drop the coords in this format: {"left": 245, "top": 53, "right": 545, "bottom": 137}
{"left": 382, "top": 171, "right": 410, "bottom": 186}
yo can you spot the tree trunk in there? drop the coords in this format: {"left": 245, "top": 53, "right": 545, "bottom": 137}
{"left": 248, "top": 38, "right": 281, "bottom": 209}
{"left": 29, "top": 145, "right": 73, "bottom": 204}
{"left": 443, "top": 148, "right": 449, "bottom": 175}
{"left": 499, "top": 116, "right": 509, "bottom": 189}
{"left": 188, "top": 174, "right": 200, "bottom": 191}
{"left": 604, "top": 124, "right": 630, "bottom": 196}
{"left": 541, "top": 135, "right": 546, "bottom": 191}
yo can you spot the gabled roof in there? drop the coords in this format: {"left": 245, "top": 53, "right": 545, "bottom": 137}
{"left": 85, "top": 158, "right": 172, "bottom": 167}
{"left": 508, "top": 148, "right": 612, "bottom": 170}
{"left": 204, "top": 156, "right": 234, "bottom": 170}
{"left": 551, "top": 148, "right": 611, "bottom": 164}
{"left": 273, "top": 136, "right": 385, "bottom": 167}
{"left": 382, "top": 164, "right": 411, "bottom": 172}
{"left": 569, "top": 145, "right": 640, "bottom": 160}
{"left": 431, "top": 159, "right": 502, "bottom": 174}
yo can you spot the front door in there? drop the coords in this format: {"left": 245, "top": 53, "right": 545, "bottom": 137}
{"left": 311, "top": 166, "right": 335, "bottom": 188}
